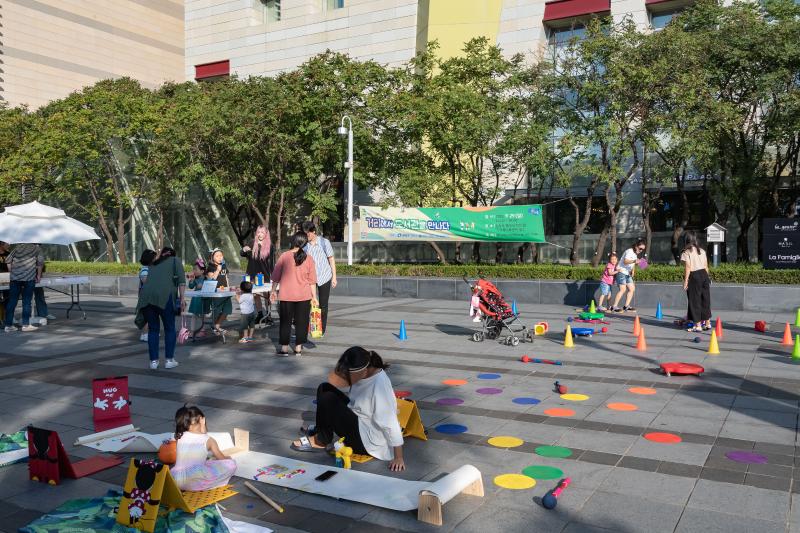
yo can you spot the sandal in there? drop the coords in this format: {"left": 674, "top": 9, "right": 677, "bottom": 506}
{"left": 290, "top": 436, "right": 326, "bottom": 453}
{"left": 294, "top": 349, "right": 302, "bottom": 356}
{"left": 687, "top": 326, "right": 702, "bottom": 333}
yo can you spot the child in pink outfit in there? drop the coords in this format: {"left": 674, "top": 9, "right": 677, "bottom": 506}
{"left": 170, "top": 405, "right": 237, "bottom": 491}
{"left": 597, "top": 253, "right": 620, "bottom": 312}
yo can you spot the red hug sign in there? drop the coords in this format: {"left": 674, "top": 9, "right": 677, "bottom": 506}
{"left": 92, "top": 376, "right": 132, "bottom": 432}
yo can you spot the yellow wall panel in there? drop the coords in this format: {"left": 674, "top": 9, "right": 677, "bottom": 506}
{"left": 422, "top": 0, "right": 504, "bottom": 59}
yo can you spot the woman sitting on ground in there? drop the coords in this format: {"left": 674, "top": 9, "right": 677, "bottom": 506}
{"left": 290, "top": 346, "right": 406, "bottom": 472}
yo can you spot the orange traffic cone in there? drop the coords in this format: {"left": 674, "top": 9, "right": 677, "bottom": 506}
{"left": 708, "top": 331, "right": 720, "bottom": 355}
{"left": 714, "top": 318, "right": 723, "bottom": 340}
{"left": 636, "top": 327, "right": 647, "bottom": 351}
{"left": 632, "top": 316, "right": 641, "bottom": 337}
{"left": 782, "top": 322, "right": 793, "bottom": 345}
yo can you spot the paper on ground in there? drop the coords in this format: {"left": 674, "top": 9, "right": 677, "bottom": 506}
{"left": 0, "top": 448, "right": 28, "bottom": 467}
{"left": 77, "top": 425, "right": 234, "bottom": 454}
{"left": 233, "top": 450, "right": 480, "bottom": 512}
{"left": 219, "top": 508, "right": 273, "bottom": 533}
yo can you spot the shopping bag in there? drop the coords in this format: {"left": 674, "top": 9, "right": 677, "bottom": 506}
{"left": 177, "top": 315, "right": 190, "bottom": 345}
{"left": 309, "top": 305, "right": 323, "bottom": 339}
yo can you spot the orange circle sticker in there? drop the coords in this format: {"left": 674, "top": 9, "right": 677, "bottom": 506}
{"left": 628, "top": 387, "right": 657, "bottom": 395}
{"left": 544, "top": 408, "right": 575, "bottom": 417}
{"left": 644, "top": 432, "right": 682, "bottom": 444}
{"left": 442, "top": 379, "right": 467, "bottom": 386}
{"left": 607, "top": 402, "right": 638, "bottom": 411}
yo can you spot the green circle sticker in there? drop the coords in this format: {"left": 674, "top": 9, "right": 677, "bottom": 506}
{"left": 534, "top": 446, "right": 573, "bottom": 458}
{"left": 522, "top": 465, "right": 564, "bottom": 480}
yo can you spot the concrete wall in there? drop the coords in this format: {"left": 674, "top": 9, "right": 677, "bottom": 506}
{"left": 2, "top": 0, "right": 184, "bottom": 108}
{"left": 88, "top": 274, "right": 798, "bottom": 313}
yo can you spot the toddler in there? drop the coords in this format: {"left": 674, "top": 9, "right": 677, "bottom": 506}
{"left": 171, "top": 405, "right": 237, "bottom": 492}
{"left": 597, "top": 252, "right": 619, "bottom": 312}
{"left": 469, "top": 285, "right": 483, "bottom": 323}
{"left": 236, "top": 281, "right": 255, "bottom": 343}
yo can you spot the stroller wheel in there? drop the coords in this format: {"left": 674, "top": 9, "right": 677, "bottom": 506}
{"left": 510, "top": 336, "right": 520, "bottom": 347}
{"left": 526, "top": 331, "right": 535, "bottom": 343}
{"left": 472, "top": 331, "right": 485, "bottom": 342}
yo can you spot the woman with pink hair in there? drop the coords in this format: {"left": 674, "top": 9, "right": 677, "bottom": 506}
{"left": 241, "top": 225, "right": 275, "bottom": 324}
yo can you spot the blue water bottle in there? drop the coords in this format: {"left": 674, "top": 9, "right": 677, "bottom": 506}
{"left": 256, "top": 273, "right": 264, "bottom": 286}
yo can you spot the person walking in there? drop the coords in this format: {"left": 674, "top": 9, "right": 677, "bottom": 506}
{"left": 33, "top": 261, "right": 56, "bottom": 323}
{"left": 681, "top": 231, "right": 712, "bottom": 332}
{"left": 135, "top": 247, "right": 186, "bottom": 370}
{"left": 611, "top": 238, "right": 646, "bottom": 313}
{"left": 270, "top": 232, "right": 318, "bottom": 356}
{"left": 0, "top": 241, "right": 9, "bottom": 326}
{"left": 302, "top": 221, "right": 336, "bottom": 339}
{"left": 4, "top": 243, "right": 44, "bottom": 332}
{"left": 240, "top": 225, "right": 275, "bottom": 324}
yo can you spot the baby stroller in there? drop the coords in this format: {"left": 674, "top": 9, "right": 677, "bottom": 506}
{"left": 465, "top": 276, "right": 533, "bottom": 346}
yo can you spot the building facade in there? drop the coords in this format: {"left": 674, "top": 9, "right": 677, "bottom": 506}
{"left": 185, "top": 0, "right": 685, "bottom": 82}
{"left": 1, "top": 0, "right": 184, "bottom": 109}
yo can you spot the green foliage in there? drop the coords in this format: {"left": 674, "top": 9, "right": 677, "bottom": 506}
{"left": 46, "top": 261, "right": 190, "bottom": 275}
{"left": 337, "top": 263, "right": 800, "bottom": 284}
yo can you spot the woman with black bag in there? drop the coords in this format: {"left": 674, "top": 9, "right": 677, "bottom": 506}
{"left": 135, "top": 247, "right": 186, "bottom": 370}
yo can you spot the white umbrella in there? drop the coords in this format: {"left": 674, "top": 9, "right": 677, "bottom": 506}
{"left": 0, "top": 201, "right": 100, "bottom": 245}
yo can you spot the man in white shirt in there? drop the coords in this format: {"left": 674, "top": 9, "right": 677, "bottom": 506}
{"left": 611, "top": 238, "right": 646, "bottom": 313}
{"left": 302, "top": 221, "right": 337, "bottom": 339}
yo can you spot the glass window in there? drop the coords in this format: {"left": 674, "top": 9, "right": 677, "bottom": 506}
{"left": 326, "top": 0, "right": 344, "bottom": 9}
{"left": 265, "top": 0, "right": 280, "bottom": 22}
{"left": 650, "top": 8, "right": 683, "bottom": 30}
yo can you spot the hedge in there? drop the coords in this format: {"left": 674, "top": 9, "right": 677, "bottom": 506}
{"left": 44, "top": 261, "right": 800, "bottom": 284}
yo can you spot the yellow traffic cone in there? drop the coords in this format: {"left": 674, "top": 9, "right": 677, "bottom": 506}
{"left": 564, "top": 325, "right": 575, "bottom": 348}
{"left": 589, "top": 300, "right": 596, "bottom": 314}
{"left": 708, "top": 331, "right": 720, "bottom": 355}
{"left": 792, "top": 335, "right": 800, "bottom": 362}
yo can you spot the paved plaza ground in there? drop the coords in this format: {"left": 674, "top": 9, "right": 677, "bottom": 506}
{"left": 1, "top": 292, "right": 800, "bottom": 532}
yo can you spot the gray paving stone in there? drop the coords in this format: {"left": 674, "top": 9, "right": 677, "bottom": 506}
{"left": 674, "top": 507, "right": 785, "bottom": 533}
{"left": 687, "top": 478, "right": 790, "bottom": 522}
{"left": 577, "top": 491, "right": 684, "bottom": 533}
{"left": 598, "top": 468, "right": 698, "bottom": 505}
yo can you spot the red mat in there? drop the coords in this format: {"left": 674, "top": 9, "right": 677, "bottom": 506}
{"left": 660, "top": 362, "right": 704, "bottom": 376}
{"left": 71, "top": 455, "right": 124, "bottom": 478}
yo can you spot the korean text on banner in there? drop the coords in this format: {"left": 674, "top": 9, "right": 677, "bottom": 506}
{"left": 357, "top": 205, "right": 545, "bottom": 243}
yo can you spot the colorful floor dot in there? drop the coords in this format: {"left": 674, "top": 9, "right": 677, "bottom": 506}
{"left": 442, "top": 379, "right": 467, "bottom": 386}
{"left": 544, "top": 408, "right": 575, "bottom": 417}
{"left": 435, "top": 398, "right": 464, "bottom": 406}
{"left": 494, "top": 473, "right": 536, "bottom": 490}
{"left": 522, "top": 465, "right": 564, "bottom": 480}
{"left": 512, "top": 397, "right": 541, "bottom": 405}
{"left": 560, "top": 393, "right": 589, "bottom": 401}
{"left": 607, "top": 402, "right": 638, "bottom": 411}
{"left": 477, "top": 373, "right": 501, "bottom": 379}
{"left": 725, "top": 451, "right": 768, "bottom": 464}
{"left": 394, "top": 390, "right": 412, "bottom": 399}
{"left": 534, "top": 446, "right": 572, "bottom": 458}
{"left": 628, "top": 386, "right": 657, "bottom": 395}
{"left": 476, "top": 387, "right": 503, "bottom": 395}
{"left": 487, "top": 436, "right": 524, "bottom": 448}
{"left": 644, "top": 432, "right": 682, "bottom": 444}
{"left": 435, "top": 424, "right": 468, "bottom": 434}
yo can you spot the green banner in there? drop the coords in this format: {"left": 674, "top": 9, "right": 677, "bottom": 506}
{"left": 357, "top": 205, "right": 545, "bottom": 242}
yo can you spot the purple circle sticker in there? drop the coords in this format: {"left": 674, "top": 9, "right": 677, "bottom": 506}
{"left": 725, "top": 451, "right": 768, "bottom": 464}
{"left": 436, "top": 398, "right": 464, "bottom": 406}
{"left": 476, "top": 387, "right": 503, "bottom": 395}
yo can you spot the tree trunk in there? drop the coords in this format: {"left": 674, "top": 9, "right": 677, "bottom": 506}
{"left": 276, "top": 188, "right": 285, "bottom": 251}
{"left": 592, "top": 222, "right": 610, "bottom": 267}
{"left": 454, "top": 242, "right": 462, "bottom": 264}
{"left": 569, "top": 180, "right": 598, "bottom": 266}
{"left": 516, "top": 243, "right": 529, "bottom": 264}
{"left": 157, "top": 207, "right": 164, "bottom": 250}
{"left": 495, "top": 243, "right": 503, "bottom": 264}
{"left": 737, "top": 217, "right": 754, "bottom": 262}
{"left": 428, "top": 242, "right": 447, "bottom": 264}
{"left": 530, "top": 243, "right": 539, "bottom": 263}
{"left": 670, "top": 167, "right": 689, "bottom": 263}
{"left": 116, "top": 207, "right": 128, "bottom": 264}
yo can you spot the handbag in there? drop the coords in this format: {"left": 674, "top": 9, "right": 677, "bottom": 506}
{"left": 177, "top": 314, "right": 190, "bottom": 344}
{"left": 309, "top": 304, "right": 323, "bottom": 339}
{"left": 172, "top": 257, "right": 182, "bottom": 316}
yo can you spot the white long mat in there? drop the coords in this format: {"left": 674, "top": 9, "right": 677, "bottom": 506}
{"left": 233, "top": 450, "right": 480, "bottom": 512}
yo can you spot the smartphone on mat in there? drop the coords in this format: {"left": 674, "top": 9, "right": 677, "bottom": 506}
{"left": 315, "top": 470, "right": 338, "bottom": 482}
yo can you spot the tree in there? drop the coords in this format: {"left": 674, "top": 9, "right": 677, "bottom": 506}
{"left": 0, "top": 104, "right": 35, "bottom": 205}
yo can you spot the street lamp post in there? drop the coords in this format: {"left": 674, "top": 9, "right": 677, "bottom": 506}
{"left": 337, "top": 116, "right": 354, "bottom": 266}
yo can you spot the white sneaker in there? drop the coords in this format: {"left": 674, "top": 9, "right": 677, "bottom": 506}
{"left": 472, "top": 315, "right": 482, "bottom": 323}
{"left": 140, "top": 333, "right": 149, "bottom": 342}
{"left": 21, "top": 325, "right": 38, "bottom": 332}
{"left": 165, "top": 359, "right": 179, "bottom": 369}
{"left": 149, "top": 360, "right": 159, "bottom": 370}
{"left": 4, "top": 326, "right": 15, "bottom": 333}
{"left": 46, "top": 314, "right": 56, "bottom": 320}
